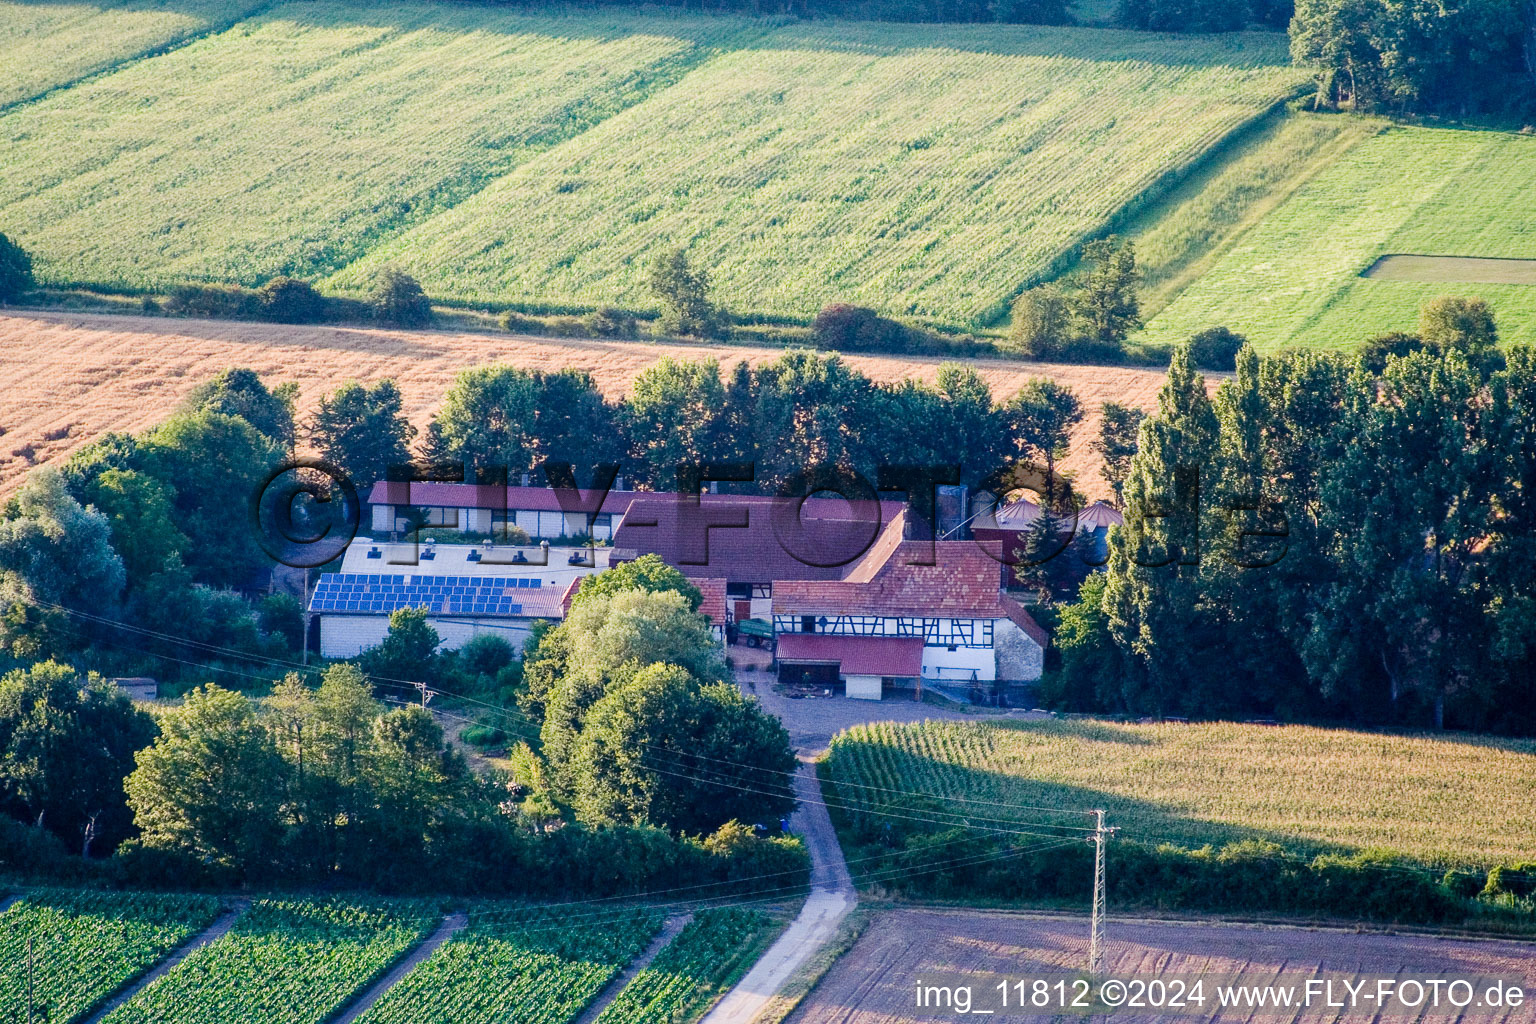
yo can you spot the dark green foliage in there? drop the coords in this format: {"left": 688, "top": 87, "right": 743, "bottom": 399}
{"left": 1091, "top": 400, "right": 1145, "bottom": 504}
{"left": 990, "top": 0, "right": 1072, "bottom": 23}
{"left": 459, "top": 724, "right": 507, "bottom": 747}
{"left": 1292, "top": 0, "right": 1527, "bottom": 114}
{"left": 1071, "top": 237, "right": 1141, "bottom": 349}
{"left": 177, "top": 367, "right": 296, "bottom": 447}
{"left": 256, "top": 276, "right": 326, "bottom": 324}
{"left": 1117, "top": 0, "right": 1248, "bottom": 31}
{"left": 812, "top": 303, "right": 940, "bottom": 353}
{"left": 309, "top": 379, "right": 417, "bottom": 491}
{"left": 1187, "top": 326, "right": 1246, "bottom": 371}
{"left": 648, "top": 248, "right": 722, "bottom": 338}
{"left": 361, "top": 606, "right": 442, "bottom": 685}
{"left": 568, "top": 553, "right": 702, "bottom": 612}
{"left": 583, "top": 306, "right": 639, "bottom": 337}
{"left": 0, "top": 231, "right": 34, "bottom": 302}
{"left": 164, "top": 283, "right": 261, "bottom": 319}
{"left": 0, "top": 661, "right": 156, "bottom": 856}
{"left": 1361, "top": 331, "right": 1425, "bottom": 374}
{"left": 370, "top": 266, "right": 433, "bottom": 327}
{"left": 258, "top": 593, "right": 304, "bottom": 650}
{"left": 1007, "top": 285, "right": 1071, "bottom": 358}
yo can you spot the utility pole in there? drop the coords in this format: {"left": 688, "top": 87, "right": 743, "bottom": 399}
{"left": 301, "top": 567, "right": 312, "bottom": 666}
{"left": 1087, "top": 809, "right": 1117, "bottom": 977}
{"left": 412, "top": 681, "right": 436, "bottom": 709}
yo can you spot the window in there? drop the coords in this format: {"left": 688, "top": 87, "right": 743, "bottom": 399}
{"left": 727, "top": 582, "right": 752, "bottom": 598}
{"left": 801, "top": 615, "right": 817, "bottom": 634}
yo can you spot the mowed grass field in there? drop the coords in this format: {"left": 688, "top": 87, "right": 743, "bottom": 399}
{"left": 1139, "top": 126, "right": 1536, "bottom": 349}
{"left": 823, "top": 719, "right": 1536, "bottom": 868}
{"left": 331, "top": 23, "right": 1306, "bottom": 326}
{"left": 0, "top": 3, "right": 1305, "bottom": 327}
{"left": 0, "top": 0, "right": 266, "bottom": 109}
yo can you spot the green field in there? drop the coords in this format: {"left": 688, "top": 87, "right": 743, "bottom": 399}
{"left": 332, "top": 23, "right": 1304, "bottom": 326}
{"left": 823, "top": 719, "right": 1536, "bottom": 868}
{"left": 0, "top": 889, "right": 222, "bottom": 1022}
{"left": 593, "top": 908, "right": 779, "bottom": 1024}
{"left": 0, "top": 0, "right": 265, "bottom": 109}
{"left": 101, "top": 897, "right": 433, "bottom": 1024}
{"left": 0, "top": 3, "right": 1304, "bottom": 327}
{"left": 356, "top": 906, "right": 662, "bottom": 1024}
{"left": 0, "top": 2, "right": 750, "bottom": 290}
{"left": 1139, "top": 126, "right": 1536, "bottom": 349}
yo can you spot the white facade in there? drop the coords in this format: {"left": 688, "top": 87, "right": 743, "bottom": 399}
{"left": 318, "top": 614, "right": 538, "bottom": 659}
{"left": 369, "top": 504, "right": 615, "bottom": 541}
{"left": 770, "top": 612, "right": 1042, "bottom": 685}
{"left": 844, "top": 674, "right": 883, "bottom": 700}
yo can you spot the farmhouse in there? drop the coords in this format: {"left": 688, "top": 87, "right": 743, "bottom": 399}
{"left": 971, "top": 496, "right": 1124, "bottom": 584}
{"left": 368, "top": 479, "right": 636, "bottom": 541}
{"left": 770, "top": 511, "right": 1046, "bottom": 701}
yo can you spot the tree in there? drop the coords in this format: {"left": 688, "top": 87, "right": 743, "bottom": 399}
{"left": 1187, "top": 326, "right": 1247, "bottom": 371}
{"left": 751, "top": 349, "right": 878, "bottom": 490}
{"left": 432, "top": 364, "right": 539, "bottom": 476}
{"left": 0, "top": 232, "right": 33, "bottom": 302}
{"left": 1092, "top": 401, "right": 1146, "bottom": 506}
{"left": 1420, "top": 295, "right": 1499, "bottom": 369}
{"left": 256, "top": 277, "right": 326, "bottom": 324}
{"left": 0, "top": 468, "right": 126, "bottom": 611}
{"left": 625, "top": 358, "right": 726, "bottom": 488}
{"left": 649, "top": 249, "right": 722, "bottom": 338}
{"left": 1007, "top": 285, "right": 1072, "bottom": 358}
{"left": 568, "top": 553, "right": 703, "bottom": 612}
{"left": 363, "top": 704, "right": 474, "bottom": 884}
{"left": 532, "top": 369, "right": 624, "bottom": 471}
{"left": 139, "top": 409, "right": 285, "bottom": 586}
{"left": 1004, "top": 378, "right": 1083, "bottom": 491}
{"left": 371, "top": 266, "right": 433, "bottom": 327}
{"left": 1102, "top": 346, "right": 1221, "bottom": 714}
{"left": 1361, "top": 331, "right": 1426, "bottom": 374}
{"left": 1116, "top": 0, "right": 1246, "bottom": 31}
{"left": 1070, "top": 238, "right": 1140, "bottom": 349}
{"left": 0, "top": 661, "right": 155, "bottom": 855}
{"left": 125, "top": 684, "right": 286, "bottom": 875}
{"left": 177, "top": 367, "right": 297, "bottom": 448}
{"left": 310, "top": 379, "right": 417, "bottom": 491}
{"left": 361, "top": 606, "right": 441, "bottom": 685}
{"left": 74, "top": 467, "right": 187, "bottom": 587}
{"left": 990, "top": 0, "right": 1072, "bottom": 23}
{"left": 571, "top": 663, "right": 795, "bottom": 835}
{"left": 1042, "top": 573, "right": 1120, "bottom": 711}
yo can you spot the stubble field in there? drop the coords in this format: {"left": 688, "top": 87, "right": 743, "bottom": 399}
{"left": 0, "top": 310, "right": 1187, "bottom": 497}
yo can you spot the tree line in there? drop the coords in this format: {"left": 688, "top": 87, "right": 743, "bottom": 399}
{"left": 1050, "top": 302, "right": 1536, "bottom": 735}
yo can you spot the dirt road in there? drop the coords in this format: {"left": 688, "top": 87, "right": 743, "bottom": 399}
{"left": 700, "top": 756, "right": 857, "bottom": 1024}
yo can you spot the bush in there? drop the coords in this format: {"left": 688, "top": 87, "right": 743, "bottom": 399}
{"left": 460, "top": 724, "right": 508, "bottom": 747}
{"left": 1187, "top": 326, "right": 1246, "bottom": 371}
{"left": 370, "top": 267, "right": 433, "bottom": 327}
{"left": 164, "top": 283, "right": 261, "bottom": 319}
{"left": 1007, "top": 285, "right": 1072, "bottom": 358}
{"left": 584, "top": 306, "right": 639, "bottom": 338}
{"left": 499, "top": 309, "right": 543, "bottom": 333}
{"left": 1483, "top": 862, "right": 1536, "bottom": 899}
{"left": 0, "top": 232, "right": 34, "bottom": 302}
{"left": 256, "top": 276, "right": 326, "bottom": 324}
{"left": 811, "top": 302, "right": 960, "bottom": 355}
{"left": 1361, "top": 331, "right": 1426, "bottom": 373}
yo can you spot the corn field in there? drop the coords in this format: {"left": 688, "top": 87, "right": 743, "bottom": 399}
{"left": 355, "top": 905, "right": 663, "bottom": 1024}
{"left": 592, "top": 908, "right": 776, "bottom": 1024}
{"left": 0, "top": 888, "right": 221, "bottom": 1023}
{"left": 824, "top": 719, "right": 1536, "bottom": 868}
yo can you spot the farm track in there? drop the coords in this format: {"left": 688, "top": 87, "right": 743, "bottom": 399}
{"left": 81, "top": 898, "right": 251, "bottom": 1024}
{"left": 328, "top": 912, "right": 468, "bottom": 1024}
{"left": 0, "top": 309, "right": 1199, "bottom": 499}
{"left": 571, "top": 913, "right": 695, "bottom": 1024}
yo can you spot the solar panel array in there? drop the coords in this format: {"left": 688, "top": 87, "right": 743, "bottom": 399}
{"left": 309, "top": 573, "right": 541, "bottom": 616}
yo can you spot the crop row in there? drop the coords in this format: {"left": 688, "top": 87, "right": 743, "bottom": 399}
{"left": 99, "top": 897, "right": 433, "bottom": 1024}
{"left": 592, "top": 908, "right": 777, "bottom": 1024}
{"left": 356, "top": 904, "right": 663, "bottom": 1024}
{"left": 824, "top": 718, "right": 1536, "bottom": 867}
{"left": 0, "top": 888, "right": 221, "bottom": 1023}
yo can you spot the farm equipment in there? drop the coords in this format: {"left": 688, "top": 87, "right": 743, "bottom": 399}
{"left": 735, "top": 618, "right": 774, "bottom": 648}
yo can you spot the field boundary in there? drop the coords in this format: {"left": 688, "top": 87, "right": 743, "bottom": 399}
{"left": 571, "top": 912, "right": 694, "bottom": 1024}
{"left": 327, "top": 911, "right": 469, "bottom": 1024}
{"left": 0, "top": 0, "right": 280, "bottom": 117}
{"left": 80, "top": 897, "right": 251, "bottom": 1024}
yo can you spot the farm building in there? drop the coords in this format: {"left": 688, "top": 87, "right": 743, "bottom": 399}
{"left": 308, "top": 536, "right": 608, "bottom": 658}
{"left": 367, "top": 479, "right": 638, "bottom": 541}
{"left": 971, "top": 497, "right": 1124, "bottom": 585}
{"left": 771, "top": 511, "right": 1046, "bottom": 701}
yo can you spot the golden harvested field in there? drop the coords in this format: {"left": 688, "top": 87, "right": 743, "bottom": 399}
{"left": 0, "top": 311, "right": 1189, "bottom": 498}
{"left": 788, "top": 909, "right": 1536, "bottom": 1024}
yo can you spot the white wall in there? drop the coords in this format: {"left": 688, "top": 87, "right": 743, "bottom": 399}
{"left": 320, "top": 614, "right": 534, "bottom": 658}
{"left": 921, "top": 644, "right": 996, "bottom": 683}
{"left": 845, "top": 674, "right": 883, "bottom": 700}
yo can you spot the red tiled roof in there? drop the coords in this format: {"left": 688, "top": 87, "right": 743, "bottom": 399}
{"left": 776, "top": 634, "right": 924, "bottom": 677}
{"left": 998, "top": 592, "right": 1050, "bottom": 648}
{"left": 774, "top": 532, "right": 1008, "bottom": 619}
{"left": 693, "top": 577, "right": 728, "bottom": 625}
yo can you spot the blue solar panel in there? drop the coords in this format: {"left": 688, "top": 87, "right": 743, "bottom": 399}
{"left": 309, "top": 571, "right": 541, "bottom": 617}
